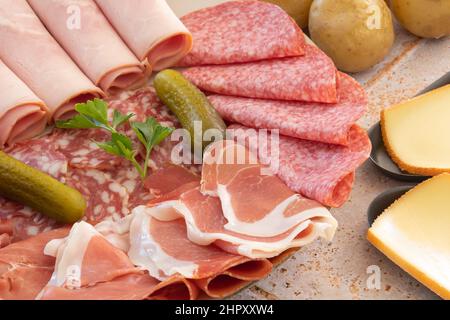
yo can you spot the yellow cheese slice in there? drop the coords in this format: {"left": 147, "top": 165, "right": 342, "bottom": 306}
{"left": 381, "top": 84, "right": 450, "bottom": 175}
{"left": 368, "top": 173, "right": 450, "bottom": 299}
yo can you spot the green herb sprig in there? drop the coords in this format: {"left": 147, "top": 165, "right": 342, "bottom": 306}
{"left": 56, "top": 98, "right": 173, "bottom": 180}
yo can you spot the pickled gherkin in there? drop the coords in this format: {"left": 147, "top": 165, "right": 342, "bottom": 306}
{"left": 154, "top": 70, "right": 227, "bottom": 150}
{"left": 0, "top": 151, "right": 86, "bottom": 223}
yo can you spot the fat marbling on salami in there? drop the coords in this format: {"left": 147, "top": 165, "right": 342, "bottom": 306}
{"left": 178, "top": 0, "right": 305, "bottom": 66}
{"left": 183, "top": 44, "right": 337, "bottom": 103}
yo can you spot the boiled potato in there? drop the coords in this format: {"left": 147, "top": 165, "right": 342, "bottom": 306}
{"left": 264, "top": 0, "right": 314, "bottom": 29}
{"left": 309, "top": 0, "right": 395, "bottom": 73}
{"left": 390, "top": 0, "right": 450, "bottom": 38}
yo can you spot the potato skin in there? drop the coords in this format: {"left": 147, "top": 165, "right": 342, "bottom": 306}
{"left": 264, "top": 0, "right": 314, "bottom": 29}
{"left": 390, "top": 0, "right": 450, "bottom": 38}
{"left": 309, "top": 0, "right": 395, "bottom": 73}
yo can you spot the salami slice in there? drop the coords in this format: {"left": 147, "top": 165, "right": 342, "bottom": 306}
{"left": 228, "top": 124, "right": 371, "bottom": 207}
{"left": 183, "top": 44, "right": 337, "bottom": 103}
{"left": 210, "top": 72, "right": 367, "bottom": 146}
{"left": 178, "top": 1, "right": 305, "bottom": 66}
{"left": 66, "top": 169, "right": 129, "bottom": 224}
{"left": 7, "top": 138, "right": 68, "bottom": 181}
{"left": 49, "top": 129, "right": 125, "bottom": 170}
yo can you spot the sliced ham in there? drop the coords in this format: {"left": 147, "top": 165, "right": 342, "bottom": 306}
{"left": 39, "top": 221, "right": 198, "bottom": 300}
{"left": 0, "top": 60, "right": 48, "bottom": 148}
{"left": 209, "top": 72, "right": 367, "bottom": 146}
{"left": 143, "top": 142, "right": 337, "bottom": 259}
{"left": 0, "top": 0, "right": 103, "bottom": 120}
{"left": 95, "top": 0, "right": 192, "bottom": 70}
{"left": 28, "top": 0, "right": 147, "bottom": 95}
{"left": 183, "top": 44, "right": 337, "bottom": 103}
{"left": 228, "top": 125, "right": 372, "bottom": 207}
{"left": 178, "top": 0, "right": 305, "bottom": 66}
{"left": 96, "top": 210, "right": 272, "bottom": 298}
{"left": 0, "top": 228, "right": 69, "bottom": 300}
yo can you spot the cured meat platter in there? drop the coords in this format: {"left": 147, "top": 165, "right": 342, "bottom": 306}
{"left": 0, "top": 0, "right": 449, "bottom": 301}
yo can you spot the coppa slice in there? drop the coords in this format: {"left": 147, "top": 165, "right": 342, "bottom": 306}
{"left": 209, "top": 72, "right": 367, "bottom": 146}
{"left": 228, "top": 124, "right": 371, "bottom": 207}
{"left": 178, "top": 0, "right": 305, "bottom": 66}
{"left": 0, "top": 60, "right": 48, "bottom": 148}
{"left": 368, "top": 174, "right": 450, "bottom": 299}
{"left": 29, "top": 0, "right": 147, "bottom": 95}
{"left": 95, "top": 0, "right": 192, "bottom": 70}
{"left": 0, "top": 0, "right": 103, "bottom": 120}
{"left": 183, "top": 44, "right": 337, "bottom": 103}
{"left": 39, "top": 222, "right": 199, "bottom": 300}
{"left": 381, "top": 85, "right": 450, "bottom": 175}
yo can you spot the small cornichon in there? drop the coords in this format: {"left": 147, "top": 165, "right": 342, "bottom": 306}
{"left": 153, "top": 69, "right": 227, "bottom": 151}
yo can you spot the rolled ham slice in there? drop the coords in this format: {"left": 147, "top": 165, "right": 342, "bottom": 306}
{"left": 28, "top": 0, "right": 147, "bottom": 95}
{"left": 0, "top": 228, "right": 69, "bottom": 300}
{"left": 0, "top": 60, "right": 48, "bottom": 148}
{"left": 0, "top": 0, "right": 103, "bottom": 120}
{"left": 39, "top": 221, "right": 199, "bottom": 300}
{"left": 95, "top": 0, "right": 192, "bottom": 70}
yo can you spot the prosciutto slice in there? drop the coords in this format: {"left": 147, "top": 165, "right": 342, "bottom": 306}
{"left": 143, "top": 143, "right": 337, "bottom": 259}
{"left": 95, "top": 0, "right": 192, "bottom": 70}
{"left": 228, "top": 125, "right": 372, "bottom": 207}
{"left": 96, "top": 210, "right": 272, "bottom": 298}
{"left": 0, "top": 228, "right": 69, "bottom": 300}
{"left": 39, "top": 221, "right": 198, "bottom": 300}
{"left": 28, "top": 0, "right": 147, "bottom": 95}
{"left": 0, "top": 60, "right": 48, "bottom": 148}
{"left": 0, "top": 0, "right": 103, "bottom": 120}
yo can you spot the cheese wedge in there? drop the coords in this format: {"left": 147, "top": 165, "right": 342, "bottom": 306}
{"left": 368, "top": 174, "right": 450, "bottom": 299}
{"left": 381, "top": 85, "right": 450, "bottom": 175}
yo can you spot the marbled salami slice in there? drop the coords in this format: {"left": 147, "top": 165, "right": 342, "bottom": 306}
{"left": 66, "top": 169, "right": 129, "bottom": 224}
{"left": 183, "top": 44, "right": 337, "bottom": 103}
{"left": 210, "top": 72, "right": 367, "bottom": 146}
{"left": 49, "top": 128, "right": 125, "bottom": 170}
{"left": 178, "top": 1, "right": 305, "bottom": 66}
{"left": 6, "top": 138, "right": 68, "bottom": 181}
{"left": 228, "top": 124, "right": 371, "bottom": 207}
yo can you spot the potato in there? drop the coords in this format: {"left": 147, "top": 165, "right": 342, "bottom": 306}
{"left": 390, "top": 0, "right": 450, "bottom": 38}
{"left": 264, "top": 0, "right": 314, "bottom": 29}
{"left": 309, "top": 0, "right": 395, "bottom": 73}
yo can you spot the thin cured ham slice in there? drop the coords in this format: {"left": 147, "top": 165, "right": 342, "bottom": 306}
{"left": 178, "top": 1, "right": 305, "bottom": 66}
{"left": 209, "top": 73, "right": 367, "bottom": 146}
{"left": 183, "top": 44, "right": 337, "bottom": 103}
{"left": 0, "top": 0, "right": 103, "bottom": 120}
{"left": 0, "top": 60, "right": 48, "bottom": 148}
{"left": 228, "top": 125, "right": 372, "bottom": 207}
{"left": 143, "top": 144, "right": 337, "bottom": 258}
{"left": 95, "top": 0, "right": 192, "bottom": 70}
{"left": 0, "top": 228, "right": 69, "bottom": 300}
{"left": 28, "top": 0, "right": 147, "bottom": 95}
{"left": 96, "top": 209, "right": 272, "bottom": 298}
{"left": 39, "top": 221, "right": 198, "bottom": 300}
{"left": 201, "top": 140, "right": 333, "bottom": 238}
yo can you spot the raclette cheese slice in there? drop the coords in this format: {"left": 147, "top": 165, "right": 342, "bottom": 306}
{"left": 368, "top": 174, "right": 450, "bottom": 299}
{"left": 381, "top": 85, "right": 450, "bottom": 175}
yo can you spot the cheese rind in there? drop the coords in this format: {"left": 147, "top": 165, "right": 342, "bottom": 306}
{"left": 381, "top": 85, "right": 450, "bottom": 175}
{"left": 368, "top": 174, "right": 450, "bottom": 299}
